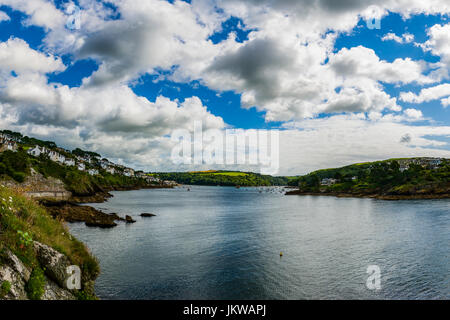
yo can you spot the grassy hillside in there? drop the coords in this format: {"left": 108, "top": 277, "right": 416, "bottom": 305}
{"left": 154, "top": 171, "right": 289, "bottom": 186}
{"left": 0, "top": 149, "right": 149, "bottom": 196}
{"left": 0, "top": 186, "right": 99, "bottom": 299}
{"left": 290, "top": 158, "right": 450, "bottom": 196}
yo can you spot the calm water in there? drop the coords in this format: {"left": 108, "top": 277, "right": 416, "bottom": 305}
{"left": 68, "top": 186, "right": 450, "bottom": 300}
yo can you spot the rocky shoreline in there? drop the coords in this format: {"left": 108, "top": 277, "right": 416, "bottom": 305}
{"left": 285, "top": 189, "right": 450, "bottom": 200}
{"left": 41, "top": 185, "right": 167, "bottom": 228}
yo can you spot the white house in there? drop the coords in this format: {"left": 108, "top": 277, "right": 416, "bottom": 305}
{"left": 106, "top": 166, "right": 115, "bottom": 175}
{"left": 5, "top": 141, "right": 18, "bottom": 152}
{"left": 77, "top": 163, "right": 86, "bottom": 171}
{"left": 146, "top": 176, "right": 160, "bottom": 183}
{"left": 321, "top": 178, "right": 337, "bottom": 186}
{"left": 48, "top": 150, "right": 65, "bottom": 164}
{"left": 27, "top": 145, "right": 45, "bottom": 157}
{"left": 123, "top": 168, "right": 135, "bottom": 177}
{"left": 88, "top": 169, "right": 99, "bottom": 176}
{"left": 64, "top": 158, "right": 76, "bottom": 166}
{"left": 0, "top": 137, "right": 18, "bottom": 153}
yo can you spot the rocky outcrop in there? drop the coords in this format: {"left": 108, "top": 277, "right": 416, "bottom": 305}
{"left": 44, "top": 202, "right": 124, "bottom": 228}
{"left": 0, "top": 244, "right": 76, "bottom": 300}
{"left": 33, "top": 242, "right": 71, "bottom": 289}
{"left": 1, "top": 169, "right": 71, "bottom": 201}
{"left": 125, "top": 215, "right": 136, "bottom": 223}
{"left": 140, "top": 213, "right": 156, "bottom": 218}
{"left": 0, "top": 250, "right": 30, "bottom": 300}
{"left": 42, "top": 279, "right": 75, "bottom": 300}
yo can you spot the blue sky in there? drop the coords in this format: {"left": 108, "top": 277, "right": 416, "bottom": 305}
{"left": 0, "top": 0, "right": 449, "bottom": 174}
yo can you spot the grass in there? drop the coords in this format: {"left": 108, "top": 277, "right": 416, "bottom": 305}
{"left": 0, "top": 185, "right": 99, "bottom": 299}
{"left": 210, "top": 172, "right": 249, "bottom": 177}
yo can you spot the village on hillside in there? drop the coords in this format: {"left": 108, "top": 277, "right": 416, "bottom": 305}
{"left": 0, "top": 131, "right": 177, "bottom": 187}
{"left": 319, "top": 158, "right": 445, "bottom": 186}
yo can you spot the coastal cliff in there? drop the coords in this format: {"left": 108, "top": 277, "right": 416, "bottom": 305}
{"left": 0, "top": 186, "right": 99, "bottom": 300}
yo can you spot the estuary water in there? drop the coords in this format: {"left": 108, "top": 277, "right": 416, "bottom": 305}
{"left": 68, "top": 186, "right": 449, "bottom": 300}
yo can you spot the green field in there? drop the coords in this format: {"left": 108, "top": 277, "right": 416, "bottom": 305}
{"left": 210, "top": 172, "right": 249, "bottom": 177}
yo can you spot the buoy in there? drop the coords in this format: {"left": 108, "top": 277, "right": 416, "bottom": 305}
{"left": 280, "top": 252, "right": 283, "bottom": 257}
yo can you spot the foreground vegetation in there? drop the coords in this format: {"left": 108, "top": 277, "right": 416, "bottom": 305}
{"left": 0, "top": 186, "right": 99, "bottom": 299}
{"left": 154, "top": 171, "right": 289, "bottom": 186}
{"left": 288, "top": 158, "right": 450, "bottom": 197}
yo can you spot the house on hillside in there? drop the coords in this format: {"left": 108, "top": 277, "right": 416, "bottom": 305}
{"left": 52, "top": 151, "right": 66, "bottom": 164}
{"left": 321, "top": 178, "right": 337, "bottom": 186}
{"left": 100, "top": 159, "right": 113, "bottom": 169}
{"left": 428, "top": 158, "right": 442, "bottom": 169}
{"left": 106, "top": 166, "right": 116, "bottom": 175}
{"left": 0, "top": 140, "right": 18, "bottom": 152}
{"left": 123, "top": 168, "right": 135, "bottom": 177}
{"left": 145, "top": 176, "right": 160, "bottom": 183}
{"left": 64, "top": 158, "right": 76, "bottom": 166}
{"left": 27, "top": 145, "right": 45, "bottom": 157}
{"left": 135, "top": 171, "right": 147, "bottom": 179}
{"left": 77, "top": 163, "right": 86, "bottom": 171}
{"left": 88, "top": 169, "right": 99, "bottom": 176}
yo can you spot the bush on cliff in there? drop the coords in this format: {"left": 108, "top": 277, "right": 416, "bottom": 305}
{"left": 25, "top": 267, "right": 45, "bottom": 300}
{"left": 0, "top": 151, "right": 30, "bottom": 183}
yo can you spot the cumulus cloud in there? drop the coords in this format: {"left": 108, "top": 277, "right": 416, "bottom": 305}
{"left": 0, "top": 38, "right": 65, "bottom": 75}
{"left": 441, "top": 97, "right": 450, "bottom": 107}
{"left": 400, "top": 83, "right": 450, "bottom": 104}
{"left": 382, "top": 32, "right": 414, "bottom": 43}
{"left": 280, "top": 114, "right": 450, "bottom": 175}
{"left": 0, "top": 0, "right": 65, "bottom": 30}
{"left": 421, "top": 23, "right": 450, "bottom": 64}
{"left": 0, "top": 10, "right": 10, "bottom": 22}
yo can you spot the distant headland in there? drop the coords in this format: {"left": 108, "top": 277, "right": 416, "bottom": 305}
{"left": 285, "top": 158, "right": 450, "bottom": 200}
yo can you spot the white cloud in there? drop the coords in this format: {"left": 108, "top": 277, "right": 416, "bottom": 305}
{"left": 400, "top": 83, "right": 450, "bottom": 104}
{"left": 0, "top": 38, "right": 65, "bottom": 75}
{"left": 441, "top": 97, "right": 450, "bottom": 107}
{"left": 0, "top": 0, "right": 65, "bottom": 30}
{"left": 279, "top": 114, "right": 450, "bottom": 175}
{"left": 421, "top": 23, "right": 450, "bottom": 64}
{"left": 0, "top": 10, "right": 10, "bottom": 22}
{"left": 382, "top": 32, "right": 414, "bottom": 43}
{"left": 403, "top": 108, "right": 423, "bottom": 120}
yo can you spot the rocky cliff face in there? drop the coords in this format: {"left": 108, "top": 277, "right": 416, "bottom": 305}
{"left": 0, "top": 242, "right": 78, "bottom": 300}
{"left": 1, "top": 169, "right": 72, "bottom": 201}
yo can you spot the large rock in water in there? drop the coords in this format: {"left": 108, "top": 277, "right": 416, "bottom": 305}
{"left": 33, "top": 242, "right": 71, "bottom": 289}
{"left": 125, "top": 215, "right": 136, "bottom": 223}
{"left": 140, "top": 213, "right": 156, "bottom": 217}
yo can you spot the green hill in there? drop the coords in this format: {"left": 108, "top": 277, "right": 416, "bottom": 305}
{"left": 287, "top": 158, "right": 450, "bottom": 199}
{"left": 0, "top": 130, "right": 152, "bottom": 197}
{"left": 153, "top": 170, "right": 289, "bottom": 186}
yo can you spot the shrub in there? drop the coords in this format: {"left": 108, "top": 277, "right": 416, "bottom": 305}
{"left": 26, "top": 267, "right": 46, "bottom": 300}
{"left": 0, "top": 280, "right": 11, "bottom": 298}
